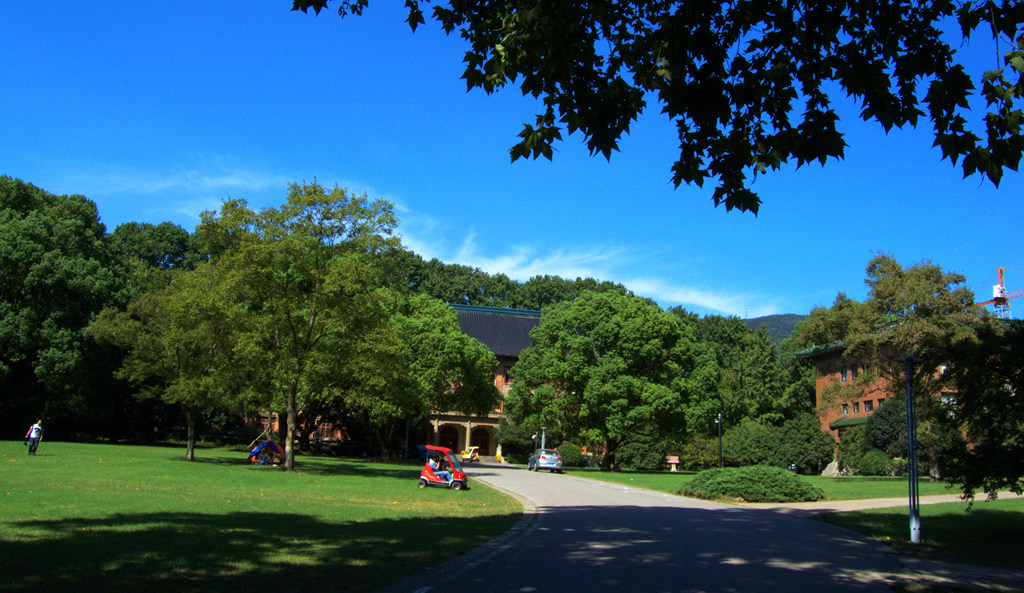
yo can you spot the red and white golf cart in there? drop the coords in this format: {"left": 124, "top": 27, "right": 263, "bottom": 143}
{"left": 419, "top": 444, "right": 468, "bottom": 491}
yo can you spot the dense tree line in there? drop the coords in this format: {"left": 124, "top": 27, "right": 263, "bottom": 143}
{"left": 498, "top": 290, "right": 826, "bottom": 471}
{"left": 395, "top": 251, "right": 631, "bottom": 310}
{"left": 1, "top": 176, "right": 134, "bottom": 440}
{"left": 10, "top": 176, "right": 1016, "bottom": 494}
{"left": 2, "top": 177, "right": 499, "bottom": 465}
{"left": 2, "top": 175, "right": 830, "bottom": 473}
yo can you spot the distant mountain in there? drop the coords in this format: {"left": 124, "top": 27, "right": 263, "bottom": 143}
{"left": 742, "top": 314, "right": 807, "bottom": 345}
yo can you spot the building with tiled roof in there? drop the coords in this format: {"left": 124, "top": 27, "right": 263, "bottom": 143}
{"left": 426, "top": 304, "right": 541, "bottom": 456}
{"left": 797, "top": 343, "right": 892, "bottom": 438}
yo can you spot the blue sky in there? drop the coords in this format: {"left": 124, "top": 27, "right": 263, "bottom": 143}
{"left": 3, "top": 3, "right": 1022, "bottom": 318}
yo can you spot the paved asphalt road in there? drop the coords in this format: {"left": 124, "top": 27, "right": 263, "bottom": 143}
{"left": 379, "top": 463, "right": 930, "bottom": 593}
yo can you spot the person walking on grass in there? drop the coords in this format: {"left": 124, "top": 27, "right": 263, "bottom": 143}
{"left": 24, "top": 420, "right": 43, "bottom": 455}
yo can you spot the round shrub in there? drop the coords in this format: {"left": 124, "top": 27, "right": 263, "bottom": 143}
{"left": 556, "top": 442, "right": 585, "bottom": 468}
{"left": 837, "top": 425, "right": 867, "bottom": 472}
{"left": 616, "top": 442, "right": 667, "bottom": 471}
{"left": 856, "top": 449, "right": 894, "bottom": 476}
{"left": 678, "top": 465, "right": 825, "bottom": 502}
{"left": 676, "top": 436, "right": 719, "bottom": 471}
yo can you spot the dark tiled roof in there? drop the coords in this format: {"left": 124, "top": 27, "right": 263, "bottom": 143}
{"left": 795, "top": 341, "right": 845, "bottom": 359}
{"left": 451, "top": 304, "right": 541, "bottom": 358}
{"left": 829, "top": 416, "right": 870, "bottom": 430}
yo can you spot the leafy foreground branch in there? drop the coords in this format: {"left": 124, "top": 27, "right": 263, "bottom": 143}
{"left": 294, "top": 0, "right": 1024, "bottom": 214}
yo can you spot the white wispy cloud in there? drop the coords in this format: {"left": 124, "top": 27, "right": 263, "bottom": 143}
{"left": 65, "top": 162, "right": 788, "bottom": 317}
{"left": 81, "top": 167, "right": 290, "bottom": 198}
{"left": 399, "top": 223, "right": 787, "bottom": 317}
{"left": 622, "top": 277, "right": 785, "bottom": 318}
{"left": 453, "top": 231, "right": 634, "bottom": 281}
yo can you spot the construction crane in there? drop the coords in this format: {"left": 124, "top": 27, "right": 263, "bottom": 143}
{"left": 976, "top": 267, "right": 1024, "bottom": 319}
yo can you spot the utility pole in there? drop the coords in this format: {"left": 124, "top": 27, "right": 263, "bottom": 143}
{"left": 896, "top": 355, "right": 922, "bottom": 544}
{"left": 715, "top": 414, "right": 723, "bottom": 468}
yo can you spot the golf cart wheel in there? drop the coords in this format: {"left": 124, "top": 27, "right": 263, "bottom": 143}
{"left": 418, "top": 478, "right": 428, "bottom": 489}
{"left": 451, "top": 481, "right": 464, "bottom": 491}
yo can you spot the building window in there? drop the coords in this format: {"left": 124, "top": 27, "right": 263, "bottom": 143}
{"left": 877, "top": 398, "right": 885, "bottom": 407}
{"left": 841, "top": 367, "right": 848, "bottom": 382}
{"left": 842, "top": 403, "right": 849, "bottom": 415}
{"left": 864, "top": 400, "right": 873, "bottom": 412}
{"left": 853, "top": 402, "right": 860, "bottom": 413}
{"left": 851, "top": 364, "right": 859, "bottom": 379}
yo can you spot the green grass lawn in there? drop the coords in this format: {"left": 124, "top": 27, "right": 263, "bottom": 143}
{"left": 567, "top": 468, "right": 959, "bottom": 500}
{"left": 0, "top": 441, "right": 521, "bottom": 593}
{"left": 817, "top": 498, "right": 1024, "bottom": 570}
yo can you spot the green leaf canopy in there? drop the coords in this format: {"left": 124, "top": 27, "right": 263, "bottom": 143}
{"left": 506, "top": 291, "right": 695, "bottom": 469}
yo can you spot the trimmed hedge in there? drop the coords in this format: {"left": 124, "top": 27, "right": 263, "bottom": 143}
{"left": 556, "top": 442, "right": 585, "bottom": 468}
{"left": 856, "top": 449, "right": 894, "bottom": 476}
{"left": 677, "top": 465, "right": 825, "bottom": 503}
{"left": 616, "top": 442, "right": 666, "bottom": 471}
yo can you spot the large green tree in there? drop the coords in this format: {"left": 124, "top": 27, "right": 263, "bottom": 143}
{"left": 670, "top": 310, "right": 811, "bottom": 435}
{"left": 844, "top": 254, "right": 980, "bottom": 399}
{"left": 506, "top": 290, "right": 694, "bottom": 469}
{"left": 792, "top": 254, "right": 1009, "bottom": 489}
{"left": 792, "top": 255, "right": 980, "bottom": 382}
{"left": 940, "top": 319, "right": 1024, "bottom": 499}
{"left": 0, "top": 176, "right": 128, "bottom": 437}
{"left": 110, "top": 221, "right": 197, "bottom": 274}
{"left": 198, "top": 181, "right": 401, "bottom": 471}
{"left": 358, "top": 292, "right": 501, "bottom": 456}
{"left": 89, "top": 262, "right": 239, "bottom": 460}
{"left": 294, "top": 0, "right": 1024, "bottom": 214}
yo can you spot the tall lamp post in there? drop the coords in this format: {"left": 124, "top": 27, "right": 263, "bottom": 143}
{"left": 715, "top": 414, "right": 723, "bottom": 468}
{"left": 540, "top": 426, "right": 547, "bottom": 450}
{"left": 896, "top": 355, "right": 922, "bottom": 544}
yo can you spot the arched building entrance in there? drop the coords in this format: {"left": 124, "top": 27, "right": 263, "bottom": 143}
{"left": 438, "top": 425, "right": 459, "bottom": 451}
{"left": 470, "top": 427, "right": 490, "bottom": 454}
{"left": 426, "top": 305, "right": 542, "bottom": 460}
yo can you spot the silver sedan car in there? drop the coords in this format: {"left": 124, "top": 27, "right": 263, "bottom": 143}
{"left": 527, "top": 449, "right": 564, "bottom": 473}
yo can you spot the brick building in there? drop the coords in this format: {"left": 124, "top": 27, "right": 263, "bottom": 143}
{"left": 798, "top": 343, "right": 892, "bottom": 439}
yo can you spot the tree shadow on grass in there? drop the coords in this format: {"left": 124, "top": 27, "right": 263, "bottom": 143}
{"left": 818, "top": 507, "right": 1024, "bottom": 570}
{"left": 182, "top": 454, "right": 421, "bottom": 480}
{"left": 0, "top": 510, "right": 514, "bottom": 593}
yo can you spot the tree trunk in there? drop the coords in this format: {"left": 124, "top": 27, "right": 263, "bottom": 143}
{"left": 184, "top": 405, "right": 196, "bottom": 462}
{"left": 283, "top": 388, "right": 298, "bottom": 471}
{"left": 600, "top": 439, "right": 616, "bottom": 471}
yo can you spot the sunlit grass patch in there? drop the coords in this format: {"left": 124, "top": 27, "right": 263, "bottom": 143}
{"left": 0, "top": 441, "right": 520, "bottom": 593}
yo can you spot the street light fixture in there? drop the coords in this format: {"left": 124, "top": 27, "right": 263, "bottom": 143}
{"left": 715, "top": 414, "right": 723, "bottom": 468}
{"left": 896, "top": 354, "right": 923, "bottom": 544}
